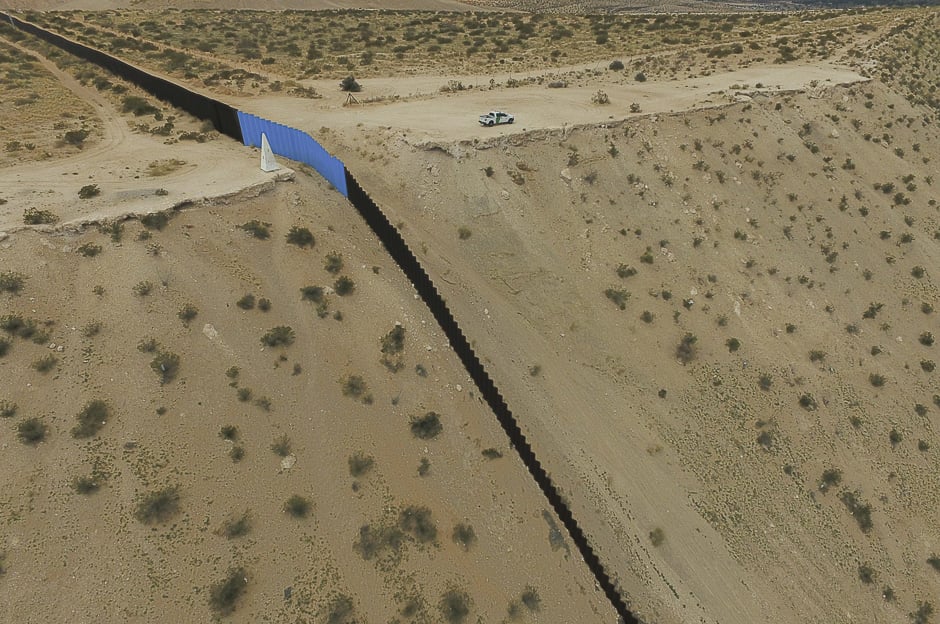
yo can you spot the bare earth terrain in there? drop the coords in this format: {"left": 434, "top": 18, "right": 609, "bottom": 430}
{"left": 2, "top": 5, "right": 940, "bottom": 624}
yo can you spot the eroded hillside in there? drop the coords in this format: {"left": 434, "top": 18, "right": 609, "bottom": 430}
{"left": 0, "top": 173, "right": 611, "bottom": 623}
{"left": 333, "top": 78, "right": 940, "bottom": 623}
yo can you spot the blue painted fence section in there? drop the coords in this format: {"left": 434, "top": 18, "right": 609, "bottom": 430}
{"left": 236, "top": 110, "right": 347, "bottom": 197}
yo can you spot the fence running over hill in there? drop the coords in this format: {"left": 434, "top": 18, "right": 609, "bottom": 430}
{"left": 0, "top": 11, "right": 638, "bottom": 623}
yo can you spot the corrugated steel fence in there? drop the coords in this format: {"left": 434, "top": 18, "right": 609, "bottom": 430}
{"left": 237, "top": 111, "right": 347, "bottom": 197}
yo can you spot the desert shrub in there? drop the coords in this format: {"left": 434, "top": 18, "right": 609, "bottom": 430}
{"left": 911, "top": 602, "right": 934, "bottom": 624}
{"left": 640, "top": 310, "right": 654, "bottom": 323}
{"left": 230, "top": 446, "right": 245, "bottom": 462}
{"left": 334, "top": 276, "right": 355, "bottom": 296}
{"left": 133, "top": 281, "right": 152, "bottom": 296}
{"left": 300, "top": 285, "right": 324, "bottom": 303}
{"left": 239, "top": 220, "right": 271, "bottom": 239}
{"left": 326, "top": 595, "right": 355, "bottom": 624}
{"left": 798, "top": 394, "right": 817, "bottom": 410}
{"left": 324, "top": 252, "right": 343, "bottom": 274}
{"left": 381, "top": 324, "right": 406, "bottom": 356}
{"left": 920, "top": 332, "right": 935, "bottom": 347}
{"left": 140, "top": 212, "right": 169, "bottom": 230}
{"left": 912, "top": 266, "right": 926, "bottom": 279}
{"left": 100, "top": 221, "right": 123, "bottom": 242}
{"left": 635, "top": 71, "right": 647, "bottom": 82}
{"left": 82, "top": 321, "right": 101, "bottom": 337}
{"left": 869, "top": 373, "right": 886, "bottom": 387}
{"left": 236, "top": 294, "right": 255, "bottom": 309}
{"left": 675, "top": 333, "right": 697, "bottom": 364}
{"left": 220, "top": 425, "right": 238, "bottom": 441}
{"left": 616, "top": 264, "right": 637, "bottom": 278}
{"left": 520, "top": 586, "right": 540, "bottom": 611}
{"left": 72, "top": 475, "right": 101, "bottom": 495}
{"left": 481, "top": 448, "right": 502, "bottom": 459}
{"left": 0, "top": 272, "right": 26, "bottom": 294}
{"left": 439, "top": 589, "right": 471, "bottom": 623}
{"left": 23, "top": 208, "right": 58, "bottom": 225}
{"left": 819, "top": 468, "right": 842, "bottom": 492}
{"left": 286, "top": 226, "right": 315, "bottom": 248}
{"left": 208, "top": 567, "right": 248, "bottom": 615}
{"left": 839, "top": 490, "right": 873, "bottom": 532}
{"left": 649, "top": 527, "right": 666, "bottom": 546}
{"left": 17, "top": 417, "right": 47, "bottom": 445}
{"left": 457, "top": 226, "right": 472, "bottom": 240}
{"left": 809, "top": 350, "right": 826, "bottom": 362}
{"left": 137, "top": 337, "right": 158, "bottom": 353}
{"left": 219, "top": 512, "right": 251, "bottom": 539}
{"left": 0, "top": 400, "right": 16, "bottom": 417}
{"left": 609, "top": 59, "right": 624, "bottom": 70}
{"left": 261, "top": 326, "right": 294, "bottom": 347}
{"left": 889, "top": 428, "right": 902, "bottom": 446}
{"left": 927, "top": 556, "right": 940, "bottom": 573}
{"left": 341, "top": 375, "right": 371, "bottom": 402}
{"left": 284, "top": 494, "right": 311, "bottom": 518}
{"left": 348, "top": 452, "right": 374, "bottom": 477}
{"left": 271, "top": 434, "right": 291, "bottom": 457}
{"left": 604, "top": 288, "right": 629, "bottom": 310}
{"left": 757, "top": 430, "right": 775, "bottom": 450}
{"left": 418, "top": 458, "right": 431, "bottom": 476}
{"left": 354, "top": 523, "right": 405, "bottom": 561}
{"left": 31, "top": 354, "right": 57, "bottom": 373}
{"left": 858, "top": 564, "right": 876, "bottom": 584}
{"left": 122, "top": 95, "right": 159, "bottom": 116}
{"left": 400, "top": 505, "right": 437, "bottom": 543}
{"left": 591, "top": 90, "right": 609, "bottom": 104}
{"left": 64, "top": 128, "right": 89, "bottom": 147}
{"left": 177, "top": 304, "right": 198, "bottom": 325}
{"left": 0, "top": 338, "right": 10, "bottom": 357}
{"left": 151, "top": 351, "right": 180, "bottom": 384}
{"left": 640, "top": 247, "right": 654, "bottom": 264}
{"left": 452, "top": 523, "right": 476, "bottom": 551}
{"left": 340, "top": 75, "right": 361, "bottom": 92}
{"left": 726, "top": 338, "right": 741, "bottom": 352}
{"left": 135, "top": 486, "right": 180, "bottom": 524}
{"left": 72, "top": 399, "right": 109, "bottom": 438}
{"left": 237, "top": 387, "right": 252, "bottom": 402}
{"left": 78, "top": 184, "right": 100, "bottom": 199}
{"left": 410, "top": 412, "right": 442, "bottom": 439}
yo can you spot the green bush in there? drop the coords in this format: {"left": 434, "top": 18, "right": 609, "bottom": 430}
{"left": 451, "top": 523, "right": 476, "bottom": 551}
{"left": 219, "top": 512, "right": 251, "bottom": 539}
{"left": 134, "top": 486, "right": 180, "bottom": 524}
{"left": 284, "top": 494, "right": 311, "bottom": 518}
{"left": 236, "top": 294, "right": 255, "bottom": 309}
{"left": 78, "top": 184, "right": 100, "bottom": 199}
{"left": 72, "top": 399, "right": 110, "bottom": 438}
{"left": 348, "top": 452, "right": 374, "bottom": 477}
{"left": 177, "top": 304, "right": 198, "bottom": 325}
{"left": 121, "top": 95, "right": 159, "bottom": 116}
{"left": 271, "top": 434, "right": 291, "bottom": 457}
{"left": 340, "top": 75, "right": 361, "bottom": 92}
{"left": 0, "top": 272, "right": 26, "bottom": 294}
{"left": 31, "top": 354, "right": 57, "bottom": 373}
{"left": 286, "top": 226, "right": 314, "bottom": 248}
{"left": 208, "top": 567, "right": 248, "bottom": 615}
{"left": 0, "top": 400, "right": 16, "bottom": 417}
{"left": 23, "top": 208, "right": 58, "bottom": 225}
{"left": 239, "top": 220, "right": 270, "bottom": 239}
{"left": 261, "top": 326, "right": 294, "bottom": 347}
{"left": 675, "top": 333, "right": 697, "bottom": 364}
{"left": 520, "top": 587, "right": 540, "bottom": 611}
{"left": 17, "top": 417, "right": 47, "bottom": 445}
{"left": 400, "top": 505, "right": 437, "bottom": 543}
{"left": 324, "top": 252, "right": 343, "bottom": 274}
{"left": 439, "top": 589, "right": 471, "bottom": 623}
{"left": 410, "top": 412, "right": 442, "bottom": 439}
{"left": 839, "top": 490, "right": 873, "bottom": 532}
{"left": 604, "top": 288, "right": 629, "bottom": 310}
{"left": 649, "top": 527, "right": 665, "bottom": 546}
{"left": 219, "top": 425, "right": 238, "bottom": 441}
{"left": 300, "top": 285, "right": 324, "bottom": 303}
{"left": 140, "top": 212, "right": 170, "bottom": 230}
{"left": 151, "top": 350, "right": 180, "bottom": 384}
{"left": 726, "top": 337, "right": 741, "bottom": 352}
{"left": 334, "top": 276, "right": 355, "bottom": 296}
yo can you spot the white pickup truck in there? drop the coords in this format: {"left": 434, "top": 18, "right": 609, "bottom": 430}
{"left": 478, "top": 111, "right": 514, "bottom": 127}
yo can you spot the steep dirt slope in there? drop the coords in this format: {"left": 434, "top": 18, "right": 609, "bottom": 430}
{"left": 333, "top": 79, "right": 940, "bottom": 623}
{"left": 0, "top": 173, "right": 611, "bottom": 622}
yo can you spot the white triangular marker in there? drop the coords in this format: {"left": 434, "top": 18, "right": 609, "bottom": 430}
{"left": 260, "top": 133, "right": 279, "bottom": 172}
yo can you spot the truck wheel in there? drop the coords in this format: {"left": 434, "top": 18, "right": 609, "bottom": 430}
{"left": 508, "top": 118, "right": 514, "bottom": 124}
{"left": 487, "top": 120, "right": 494, "bottom": 127}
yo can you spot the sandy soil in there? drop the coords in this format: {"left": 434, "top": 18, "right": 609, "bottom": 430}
{"left": 2, "top": 6, "right": 940, "bottom": 624}
{"left": 0, "top": 0, "right": 485, "bottom": 10}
